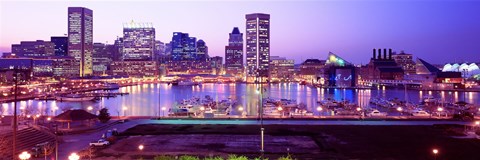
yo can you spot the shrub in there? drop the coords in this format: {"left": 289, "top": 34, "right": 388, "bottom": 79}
{"left": 227, "top": 154, "right": 248, "bottom": 160}
{"left": 98, "top": 108, "right": 111, "bottom": 123}
{"left": 154, "top": 155, "right": 176, "bottom": 160}
{"left": 204, "top": 156, "right": 224, "bottom": 160}
{"left": 179, "top": 155, "right": 200, "bottom": 160}
{"left": 277, "top": 155, "right": 293, "bottom": 160}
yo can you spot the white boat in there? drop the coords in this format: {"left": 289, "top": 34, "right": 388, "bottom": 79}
{"left": 420, "top": 95, "right": 437, "bottom": 103}
{"left": 56, "top": 94, "right": 95, "bottom": 102}
{"left": 103, "top": 83, "right": 120, "bottom": 90}
{"left": 178, "top": 80, "right": 200, "bottom": 86}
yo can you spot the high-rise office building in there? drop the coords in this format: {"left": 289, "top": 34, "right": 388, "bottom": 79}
{"left": 122, "top": 21, "right": 155, "bottom": 61}
{"left": 196, "top": 39, "right": 208, "bottom": 60}
{"left": 113, "top": 37, "right": 123, "bottom": 61}
{"left": 11, "top": 40, "right": 55, "bottom": 57}
{"left": 225, "top": 27, "right": 244, "bottom": 77}
{"left": 68, "top": 7, "right": 93, "bottom": 77}
{"left": 51, "top": 37, "right": 68, "bottom": 56}
{"left": 171, "top": 32, "right": 196, "bottom": 61}
{"left": 92, "top": 43, "right": 114, "bottom": 76}
{"left": 245, "top": 13, "right": 270, "bottom": 82}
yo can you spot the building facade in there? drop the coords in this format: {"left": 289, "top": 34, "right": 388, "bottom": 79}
{"left": 122, "top": 22, "right": 155, "bottom": 61}
{"left": 11, "top": 40, "right": 55, "bottom": 57}
{"left": 196, "top": 39, "right": 208, "bottom": 61}
{"left": 111, "top": 61, "right": 158, "bottom": 77}
{"left": 269, "top": 56, "right": 295, "bottom": 82}
{"left": 363, "top": 48, "right": 404, "bottom": 81}
{"left": 51, "top": 37, "right": 68, "bottom": 56}
{"left": 68, "top": 7, "right": 93, "bottom": 77}
{"left": 246, "top": 13, "right": 270, "bottom": 83}
{"left": 92, "top": 43, "right": 114, "bottom": 76}
{"left": 171, "top": 32, "right": 196, "bottom": 61}
{"left": 392, "top": 51, "right": 416, "bottom": 75}
{"left": 299, "top": 59, "right": 326, "bottom": 83}
{"left": 210, "top": 56, "right": 223, "bottom": 75}
{"left": 225, "top": 27, "right": 244, "bottom": 77}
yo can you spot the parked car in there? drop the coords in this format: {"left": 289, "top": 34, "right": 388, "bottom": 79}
{"left": 411, "top": 110, "right": 430, "bottom": 117}
{"left": 452, "top": 110, "right": 475, "bottom": 121}
{"left": 366, "top": 110, "right": 387, "bottom": 117}
{"left": 89, "top": 139, "right": 110, "bottom": 147}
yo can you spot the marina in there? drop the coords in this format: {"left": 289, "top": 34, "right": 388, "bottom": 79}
{"left": 0, "top": 83, "right": 479, "bottom": 117}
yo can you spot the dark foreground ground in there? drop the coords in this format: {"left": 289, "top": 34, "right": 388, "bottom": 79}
{"left": 92, "top": 124, "right": 480, "bottom": 160}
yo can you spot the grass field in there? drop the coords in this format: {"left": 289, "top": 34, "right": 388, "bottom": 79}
{"left": 92, "top": 123, "right": 480, "bottom": 160}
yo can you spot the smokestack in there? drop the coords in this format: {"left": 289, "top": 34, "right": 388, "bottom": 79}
{"left": 389, "top": 48, "right": 392, "bottom": 59}
{"left": 377, "top": 49, "right": 381, "bottom": 59}
{"left": 373, "top": 49, "right": 376, "bottom": 59}
{"left": 383, "top": 48, "right": 387, "bottom": 60}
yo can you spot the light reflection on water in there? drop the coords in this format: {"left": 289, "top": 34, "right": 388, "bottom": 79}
{"left": 1, "top": 83, "right": 479, "bottom": 116}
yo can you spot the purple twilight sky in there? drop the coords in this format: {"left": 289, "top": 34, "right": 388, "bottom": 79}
{"left": 1, "top": 0, "right": 480, "bottom": 64}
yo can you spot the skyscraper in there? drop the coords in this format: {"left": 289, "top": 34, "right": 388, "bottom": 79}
{"left": 171, "top": 32, "right": 196, "bottom": 61}
{"left": 51, "top": 36, "right": 68, "bottom": 56}
{"left": 245, "top": 13, "right": 270, "bottom": 82}
{"left": 196, "top": 39, "right": 208, "bottom": 60}
{"left": 225, "top": 27, "right": 244, "bottom": 77}
{"left": 122, "top": 21, "right": 155, "bottom": 61}
{"left": 68, "top": 7, "right": 93, "bottom": 77}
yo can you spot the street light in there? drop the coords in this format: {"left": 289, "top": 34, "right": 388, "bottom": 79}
{"left": 238, "top": 107, "right": 244, "bottom": 111}
{"left": 161, "top": 107, "right": 167, "bottom": 117}
{"left": 68, "top": 153, "right": 80, "bottom": 160}
{"left": 316, "top": 106, "right": 323, "bottom": 111}
{"left": 432, "top": 149, "right": 439, "bottom": 160}
{"left": 437, "top": 107, "right": 443, "bottom": 112}
{"left": 19, "top": 151, "right": 31, "bottom": 160}
{"left": 122, "top": 107, "right": 128, "bottom": 117}
{"left": 397, "top": 107, "right": 403, "bottom": 115}
{"left": 87, "top": 106, "right": 93, "bottom": 112}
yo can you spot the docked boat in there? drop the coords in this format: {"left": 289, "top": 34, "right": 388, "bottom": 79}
{"left": 178, "top": 80, "right": 200, "bottom": 86}
{"left": 35, "top": 94, "right": 56, "bottom": 101}
{"left": 103, "top": 83, "right": 120, "bottom": 90}
{"left": 420, "top": 95, "right": 437, "bottom": 103}
{"left": 56, "top": 94, "right": 95, "bottom": 102}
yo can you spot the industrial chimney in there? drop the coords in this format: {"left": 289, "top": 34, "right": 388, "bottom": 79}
{"left": 373, "top": 48, "right": 376, "bottom": 59}
{"left": 389, "top": 48, "right": 392, "bottom": 60}
{"left": 383, "top": 48, "right": 387, "bottom": 60}
{"left": 377, "top": 49, "right": 382, "bottom": 59}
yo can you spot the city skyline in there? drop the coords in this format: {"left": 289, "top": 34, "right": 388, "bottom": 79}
{"left": 1, "top": 1, "right": 480, "bottom": 64}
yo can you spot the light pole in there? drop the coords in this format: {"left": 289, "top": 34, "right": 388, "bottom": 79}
{"left": 256, "top": 70, "right": 265, "bottom": 159}
{"left": 122, "top": 107, "right": 127, "bottom": 117}
{"left": 138, "top": 144, "right": 144, "bottom": 159}
{"left": 19, "top": 151, "right": 31, "bottom": 160}
{"left": 397, "top": 107, "right": 403, "bottom": 116}
{"left": 87, "top": 106, "right": 93, "bottom": 113}
{"left": 238, "top": 106, "right": 244, "bottom": 118}
{"left": 316, "top": 106, "right": 323, "bottom": 117}
{"left": 432, "top": 149, "right": 439, "bottom": 160}
{"left": 161, "top": 107, "right": 167, "bottom": 118}
{"left": 12, "top": 67, "right": 19, "bottom": 159}
{"left": 68, "top": 153, "right": 80, "bottom": 160}
{"left": 277, "top": 106, "right": 283, "bottom": 117}
{"left": 462, "top": 69, "right": 468, "bottom": 102}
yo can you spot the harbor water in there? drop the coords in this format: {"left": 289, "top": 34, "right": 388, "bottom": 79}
{"left": 1, "top": 83, "right": 479, "bottom": 116}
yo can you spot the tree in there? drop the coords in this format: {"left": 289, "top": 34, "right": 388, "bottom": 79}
{"left": 98, "top": 108, "right": 111, "bottom": 123}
